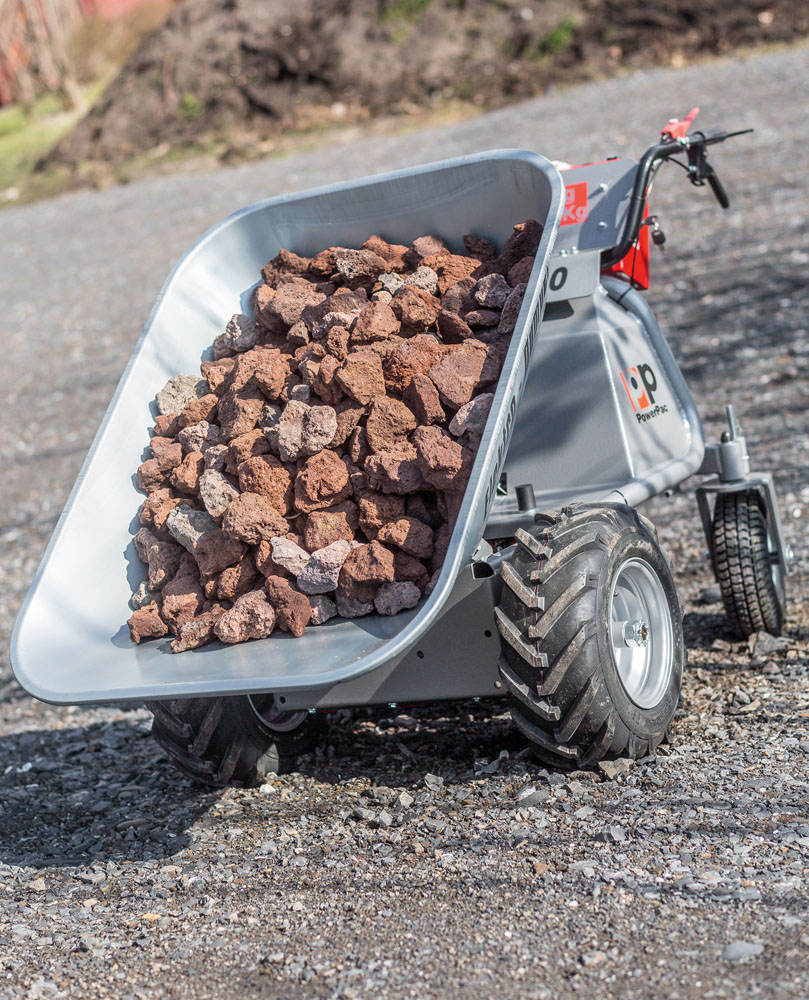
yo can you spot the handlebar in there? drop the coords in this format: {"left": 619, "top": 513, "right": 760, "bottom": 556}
{"left": 600, "top": 124, "right": 750, "bottom": 268}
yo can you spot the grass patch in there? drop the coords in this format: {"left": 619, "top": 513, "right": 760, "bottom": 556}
{"left": 537, "top": 17, "right": 578, "bottom": 58}
{"left": 381, "top": 0, "right": 432, "bottom": 25}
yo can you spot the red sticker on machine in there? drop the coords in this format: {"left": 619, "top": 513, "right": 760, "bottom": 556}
{"left": 561, "top": 181, "right": 588, "bottom": 226}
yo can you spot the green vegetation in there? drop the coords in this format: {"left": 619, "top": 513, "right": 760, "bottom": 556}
{"left": 0, "top": 84, "right": 105, "bottom": 196}
{"left": 380, "top": 0, "right": 432, "bottom": 25}
{"left": 179, "top": 93, "right": 205, "bottom": 120}
{"left": 537, "top": 17, "right": 578, "bottom": 58}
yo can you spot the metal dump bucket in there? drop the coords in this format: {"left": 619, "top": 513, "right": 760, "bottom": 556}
{"left": 12, "top": 149, "right": 564, "bottom": 705}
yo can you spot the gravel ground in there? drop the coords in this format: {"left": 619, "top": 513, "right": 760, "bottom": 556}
{"left": 2, "top": 42, "right": 809, "bottom": 1000}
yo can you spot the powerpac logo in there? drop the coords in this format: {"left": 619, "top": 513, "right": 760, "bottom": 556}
{"left": 561, "top": 181, "right": 588, "bottom": 226}
{"left": 619, "top": 363, "right": 669, "bottom": 424}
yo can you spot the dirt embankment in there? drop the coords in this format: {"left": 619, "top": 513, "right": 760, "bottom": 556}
{"left": 45, "top": 0, "right": 808, "bottom": 173}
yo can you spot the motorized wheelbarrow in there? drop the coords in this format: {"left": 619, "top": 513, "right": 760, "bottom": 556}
{"left": 11, "top": 117, "right": 792, "bottom": 785}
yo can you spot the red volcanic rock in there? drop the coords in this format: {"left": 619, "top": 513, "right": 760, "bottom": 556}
{"left": 338, "top": 540, "right": 396, "bottom": 603}
{"left": 391, "top": 286, "right": 440, "bottom": 332}
{"left": 237, "top": 454, "right": 293, "bottom": 515}
{"left": 365, "top": 396, "right": 417, "bottom": 453}
{"left": 304, "top": 500, "right": 359, "bottom": 550}
{"left": 294, "top": 451, "right": 352, "bottom": 513}
{"left": 265, "top": 576, "right": 312, "bottom": 637}
{"left": 403, "top": 373, "right": 445, "bottom": 425}
{"left": 222, "top": 492, "right": 289, "bottom": 544}
{"left": 351, "top": 301, "right": 400, "bottom": 345}
{"left": 127, "top": 602, "right": 168, "bottom": 643}
{"left": 336, "top": 351, "right": 387, "bottom": 404}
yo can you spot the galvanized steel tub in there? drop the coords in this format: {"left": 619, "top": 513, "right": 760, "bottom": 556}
{"left": 11, "top": 149, "right": 564, "bottom": 704}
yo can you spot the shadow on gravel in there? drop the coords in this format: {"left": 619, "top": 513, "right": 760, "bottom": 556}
{"left": 683, "top": 610, "right": 737, "bottom": 652}
{"left": 297, "top": 700, "right": 531, "bottom": 789}
{"left": 0, "top": 720, "right": 217, "bottom": 869}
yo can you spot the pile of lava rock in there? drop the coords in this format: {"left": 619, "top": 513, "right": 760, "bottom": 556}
{"left": 127, "top": 220, "right": 540, "bottom": 652}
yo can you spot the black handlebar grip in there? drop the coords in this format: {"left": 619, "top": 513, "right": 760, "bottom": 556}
{"left": 694, "top": 125, "right": 729, "bottom": 145}
{"left": 707, "top": 168, "right": 730, "bottom": 209}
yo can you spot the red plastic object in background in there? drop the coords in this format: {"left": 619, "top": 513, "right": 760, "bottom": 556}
{"left": 605, "top": 218, "right": 651, "bottom": 290}
{"left": 661, "top": 107, "right": 699, "bottom": 140}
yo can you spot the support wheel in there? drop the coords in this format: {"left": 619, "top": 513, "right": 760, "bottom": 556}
{"left": 712, "top": 489, "right": 785, "bottom": 638}
{"left": 146, "top": 695, "right": 322, "bottom": 787}
{"left": 495, "top": 503, "right": 684, "bottom": 769}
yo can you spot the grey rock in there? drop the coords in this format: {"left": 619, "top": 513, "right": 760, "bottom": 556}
{"left": 129, "top": 580, "right": 160, "bottom": 610}
{"left": 307, "top": 593, "right": 337, "bottom": 625}
{"left": 213, "top": 313, "right": 260, "bottom": 358}
{"left": 166, "top": 506, "right": 218, "bottom": 552}
{"left": 448, "top": 392, "right": 494, "bottom": 445}
{"left": 155, "top": 374, "right": 208, "bottom": 416}
{"left": 598, "top": 758, "right": 635, "bottom": 780}
{"left": 335, "top": 588, "right": 374, "bottom": 619}
{"left": 270, "top": 537, "right": 310, "bottom": 576}
{"left": 296, "top": 540, "right": 352, "bottom": 595}
{"left": 722, "top": 941, "right": 764, "bottom": 961}
{"left": 203, "top": 444, "right": 228, "bottom": 471}
{"left": 374, "top": 581, "right": 421, "bottom": 616}
{"left": 198, "top": 469, "right": 240, "bottom": 520}
{"left": 403, "top": 266, "right": 438, "bottom": 295}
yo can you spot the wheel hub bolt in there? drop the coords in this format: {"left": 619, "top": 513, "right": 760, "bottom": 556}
{"left": 622, "top": 620, "right": 649, "bottom": 647}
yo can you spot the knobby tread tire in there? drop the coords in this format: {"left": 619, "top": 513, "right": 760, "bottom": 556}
{"left": 712, "top": 490, "right": 785, "bottom": 639}
{"left": 146, "top": 696, "right": 322, "bottom": 788}
{"left": 495, "top": 502, "right": 684, "bottom": 769}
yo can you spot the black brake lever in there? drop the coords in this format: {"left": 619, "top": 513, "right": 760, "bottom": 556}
{"left": 705, "top": 164, "right": 730, "bottom": 209}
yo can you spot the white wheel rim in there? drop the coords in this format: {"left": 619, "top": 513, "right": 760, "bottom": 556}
{"left": 609, "top": 558, "right": 674, "bottom": 709}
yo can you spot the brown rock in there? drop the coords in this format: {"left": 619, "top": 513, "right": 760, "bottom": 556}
{"left": 348, "top": 426, "right": 369, "bottom": 466}
{"left": 218, "top": 387, "right": 265, "bottom": 440}
{"left": 365, "top": 397, "right": 417, "bottom": 453}
{"left": 137, "top": 458, "right": 171, "bottom": 493}
{"left": 325, "top": 324, "right": 351, "bottom": 362}
{"left": 431, "top": 522, "right": 452, "bottom": 572}
{"left": 161, "top": 553, "right": 205, "bottom": 633}
{"left": 312, "top": 354, "right": 343, "bottom": 405}
{"left": 179, "top": 393, "right": 219, "bottom": 428}
{"left": 428, "top": 339, "right": 501, "bottom": 408}
{"left": 391, "top": 286, "right": 440, "bottom": 332}
{"left": 393, "top": 550, "right": 430, "bottom": 590}
{"left": 252, "top": 282, "right": 281, "bottom": 332}
{"left": 436, "top": 309, "right": 474, "bottom": 343}
{"left": 264, "top": 576, "right": 312, "bottom": 637}
{"left": 308, "top": 247, "right": 339, "bottom": 277}
{"left": 403, "top": 373, "right": 445, "bottom": 425}
{"left": 214, "top": 590, "right": 276, "bottom": 644}
{"left": 263, "top": 248, "right": 312, "bottom": 282}
{"left": 252, "top": 349, "right": 290, "bottom": 400}
{"left": 463, "top": 234, "right": 497, "bottom": 261}
{"left": 351, "top": 301, "right": 400, "bottom": 345}
{"left": 358, "top": 492, "right": 406, "bottom": 540}
{"left": 338, "top": 540, "right": 396, "bottom": 603}
{"left": 215, "top": 554, "right": 257, "bottom": 601}
{"left": 376, "top": 516, "right": 434, "bottom": 558}
{"left": 496, "top": 219, "right": 542, "bottom": 274}
{"left": 237, "top": 454, "right": 293, "bottom": 515}
{"left": 422, "top": 252, "right": 483, "bottom": 294}
{"left": 225, "top": 429, "right": 270, "bottom": 474}
{"left": 153, "top": 413, "right": 182, "bottom": 438}
{"left": 193, "top": 529, "right": 247, "bottom": 577}
{"left": 303, "top": 500, "right": 359, "bottom": 550}
{"left": 362, "top": 234, "right": 409, "bottom": 272}
{"left": 414, "top": 431, "right": 474, "bottom": 492}
{"left": 382, "top": 334, "right": 443, "bottom": 394}
{"left": 266, "top": 281, "right": 326, "bottom": 329}
{"left": 508, "top": 255, "right": 534, "bottom": 286}
{"left": 335, "top": 351, "right": 386, "bottom": 404}
{"left": 222, "top": 492, "right": 289, "bottom": 544}
{"left": 201, "top": 357, "right": 237, "bottom": 394}
{"left": 170, "top": 451, "right": 204, "bottom": 494}
{"left": 364, "top": 444, "right": 424, "bottom": 494}
{"left": 139, "top": 489, "right": 185, "bottom": 534}
{"left": 330, "top": 399, "right": 365, "bottom": 447}
{"left": 170, "top": 606, "right": 227, "bottom": 652}
{"left": 149, "top": 436, "right": 182, "bottom": 466}
{"left": 127, "top": 602, "right": 168, "bottom": 643}
{"left": 294, "top": 451, "right": 351, "bottom": 513}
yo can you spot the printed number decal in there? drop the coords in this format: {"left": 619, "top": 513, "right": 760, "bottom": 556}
{"left": 549, "top": 266, "right": 568, "bottom": 292}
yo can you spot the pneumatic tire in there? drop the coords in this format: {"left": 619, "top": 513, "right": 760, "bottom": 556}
{"left": 711, "top": 490, "right": 785, "bottom": 639}
{"left": 495, "top": 503, "right": 684, "bottom": 769}
{"left": 146, "top": 695, "right": 322, "bottom": 787}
